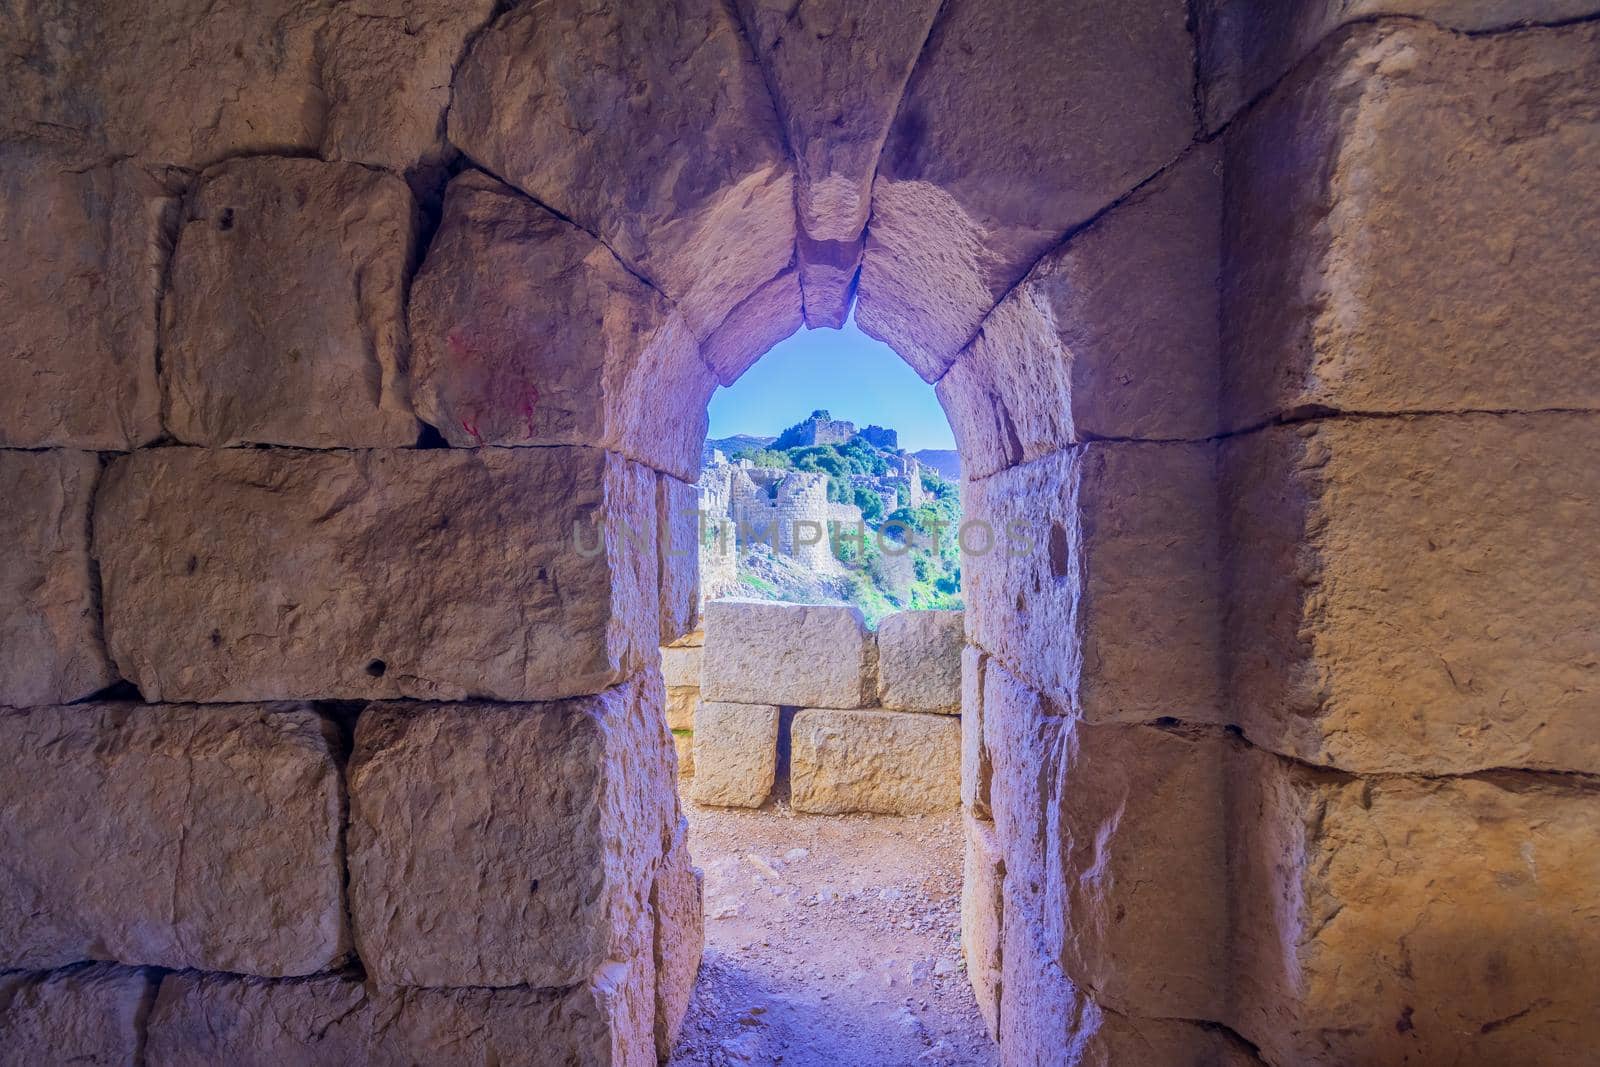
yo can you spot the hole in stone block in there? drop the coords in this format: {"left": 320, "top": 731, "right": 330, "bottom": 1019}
{"left": 365, "top": 659, "right": 388, "bottom": 678}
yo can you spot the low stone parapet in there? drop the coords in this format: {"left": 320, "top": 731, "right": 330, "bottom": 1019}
{"left": 789, "top": 708, "right": 960, "bottom": 815}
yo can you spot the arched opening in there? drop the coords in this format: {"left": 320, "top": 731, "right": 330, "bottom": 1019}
{"left": 662, "top": 315, "right": 992, "bottom": 1062}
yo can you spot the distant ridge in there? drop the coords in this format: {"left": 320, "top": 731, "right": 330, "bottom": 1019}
{"left": 913, "top": 449, "right": 960, "bottom": 481}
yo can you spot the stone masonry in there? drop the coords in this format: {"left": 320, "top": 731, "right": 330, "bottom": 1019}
{"left": 1, "top": 4, "right": 1596, "bottom": 1065}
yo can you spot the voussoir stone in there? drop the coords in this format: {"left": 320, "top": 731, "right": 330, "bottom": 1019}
{"left": 162, "top": 157, "right": 419, "bottom": 448}
{"left": 348, "top": 674, "right": 675, "bottom": 989}
{"left": 857, "top": 0, "right": 1197, "bottom": 378}
{"left": 734, "top": 0, "right": 941, "bottom": 243}
{"left": 699, "top": 269, "right": 804, "bottom": 387}
{"left": 789, "top": 708, "right": 960, "bottom": 816}
{"left": 0, "top": 148, "right": 177, "bottom": 450}
{"left": 1230, "top": 748, "right": 1600, "bottom": 1066}
{"left": 701, "top": 600, "right": 876, "bottom": 708}
{"left": 1224, "top": 413, "right": 1600, "bottom": 775}
{"left": 0, "top": 964, "right": 152, "bottom": 1067}
{"left": 690, "top": 701, "right": 780, "bottom": 809}
{"left": 1197, "top": 0, "right": 1600, "bottom": 130}
{"left": 1223, "top": 20, "right": 1600, "bottom": 429}
{"left": 876, "top": 609, "right": 963, "bottom": 713}
{"left": 962, "top": 442, "right": 1224, "bottom": 725}
{"left": 0, "top": 702, "right": 347, "bottom": 975}
{"left": 408, "top": 171, "right": 714, "bottom": 480}
{"left": 450, "top": 0, "right": 796, "bottom": 340}
{"left": 145, "top": 965, "right": 657, "bottom": 1067}
{"left": 937, "top": 144, "right": 1222, "bottom": 480}
{"left": 0, "top": 450, "right": 116, "bottom": 708}
{"left": 652, "top": 815, "right": 704, "bottom": 1060}
{"left": 94, "top": 446, "right": 657, "bottom": 703}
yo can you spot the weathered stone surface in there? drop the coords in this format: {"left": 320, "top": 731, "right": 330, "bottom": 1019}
{"left": 690, "top": 701, "right": 780, "bottom": 809}
{"left": 936, "top": 146, "right": 1222, "bottom": 480}
{"left": 321, "top": 1, "right": 499, "bottom": 174}
{"left": 1231, "top": 750, "right": 1600, "bottom": 1066}
{"left": 961, "top": 813, "right": 1003, "bottom": 1042}
{"left": 672, "top": 730, "right": 695, "bottom": 778}
{"left": 665, "top": 687, "right": 699, "bottom": 733}
{"left": 658, "top": 474, "right": 702, "bottom": 644}
{"left": 790, "top": 708, "right": 960, "bottom": 816}
{"left": 701, "top": 600, "right": 876, "bottom": 708}
{"left": 963, "top": 442, "right": 1224, "bottom": 725}
{"left": 0, "top": 149, "right": 176, "bottom": 449}
{"left": 652, "top": 816, "right": 703, "bottom": 1060}
{"left": 408, "top": 172, "right": 713, "bottom": 479}
{"left": 660, "top": 646, "right": 703, "bottom": 690}
{"left": 1223, "top": 20, "right": 1600, "bottom": 430}
{"left": 1198, "top": 0, "right": 1600, "bottom": 130}
{"left": 1081, "top": 1010, "right": 1262, "bottom": 1067}
{"left": 857, "top": 0, "right": 1197, "bottom": 378}
{"left": 0, "top": 1, "right": 324, "bottom": 168}
{"left": 450, "top": 0, "right": 795, "bottom": 339}
{"left": 95, "top": 446, "right": 658, "bottom": 703}
{"left": 0, "top": 703, "right": 346, "bottom": 975}
{"left": 981, "top": 661, "right": 1230, "bottom": 1024}
{"left": 1224, "top": 414, "right": 1600, "bottom": 774}
{"left": 162, "top": 158, "right": 419, "bottom": 448}
{"left": 734, "top": 0, "right": 940, "bottom": 243}
{"left": 0, "top": 451, "right": 116, "bottom": 708}
{"left": 960, "top": 645, "right": 993, "bottom": 820}
{"left": 145, "top": 966, "right": 657, "bottom": 1067}
{"left": 699, "top": 270, "right": 803, "bottom": 386}
{"left": 0, "top": 964, "right": 151, "bottom": 1066}
{"left": 876, "top": 609, "right": 963, "bottom": 713}
{"left": 797, "top": 234, "right": 862, "bottom": 329}
{"left": 349, "top": 675, "right": 674, "bottom": 989}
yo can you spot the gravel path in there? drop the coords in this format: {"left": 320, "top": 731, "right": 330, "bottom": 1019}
{"left": 668, "top": 798, "right": 1000, "bottom": 1066}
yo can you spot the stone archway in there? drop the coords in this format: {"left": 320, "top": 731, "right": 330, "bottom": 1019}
{"left": 1, "top": 1, "right": 1597, "bottom": 1065}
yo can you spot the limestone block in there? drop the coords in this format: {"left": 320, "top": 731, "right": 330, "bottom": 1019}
{"left": 145, "top": 966, "right": 657, "bottom": 1067}
{"left": 450, "top": 0, "right": 796, "bottom": 339}
{"left": 0, "top": 451, "right": 116, "bottom": 707}
{"left": 797, "top": 234, "right": 862, "bottom": 329}
{"left": 348, "top": 675, "right": 674, "bottom": 989}
{"left": 936, "top": 146, "right": 1222, "bottom": 480}
{"left": 876, "top": 609, "right": 963, "bottom": 713}
{"left": 0, "top": 1, "right": 324, "bottom": 169}
{"left": 661, "top": 647, "right": 703, "bottom": 690}
{"left": 95, "top": 446, "right": 657, "bottom": 704}
{"left": 962, "top": 442, "right": 1224, "bottom": 725}
{"left": 1223, "top": 20, "right": 1600, "bottom": 430}
{"left": 408, "top": 172, "right": 714, "bottom": 480}
{"left": 701, "top": 600, "right": 876, "bottom": 708}
{"left": 1223, "top": 414, "right": 1600, "bottom": 774}
{"left": 789, "top": 708, "right": 960, "bottom": 816}
{"left": 0, "top": 964, "right": 151, "bottom": 1067}
{"left": 857, "top": 0, "right": 1197, "bottom": 378}
{"left": 981, "top": 660, "right": 1229, "bottom": 1023}
{"left": 1198, "top": 0, "right": 1600, "bottom": 130}
{"left": 0, "top": 149, "right": 176, "bottom": 449}
{"left": 0, "top": 703, "right": 346, "bottom": 975}
{"left": 666, "top": 687, "right": 699, "bottom": 732}
{"left": 699, "top": 270, "right": 803, "bottom": 386}
{"left": 961, "top": 813, "right": 1004, "bottom": 1042}
{"left": 960, "top": 645, "right": 993, "bottom": 820}
{"left": 1231, "top": 750, "right": 1600, "bottom": 1066}
{"left": 321, "top": 1, "right": 500, "bottom": 174}
{"left": 658, "top": 474, "right": 702, "bottom": 644}
{"left": 673, "top": 730, "right": 695, "bottom": 778}
{"left": 734, "top": 0, "right": 941, "bottom": 243}
{"left": 690, "top": 701, "right": 780, "bottom": 809}
{"left": 652, "top": 816, "right": 704, "bottom": 1060}
{"left": 162, "top": 158, "right": 419, "bottom": 448}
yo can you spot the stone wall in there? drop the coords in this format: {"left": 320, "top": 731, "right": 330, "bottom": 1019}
{"left": 686, "top": 601, "right": 962, "bottom": 815}
{"left": 1, "top": 2, "right": 1595, "bottom": 1064}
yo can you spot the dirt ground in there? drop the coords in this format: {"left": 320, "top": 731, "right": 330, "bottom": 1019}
{"left": 668, "top": 795, "right": 1001, "bottom": 1067}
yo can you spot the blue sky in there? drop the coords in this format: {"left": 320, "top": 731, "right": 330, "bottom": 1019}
{"left": 706, "top": 314, "right": 957, "bottom": 451}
